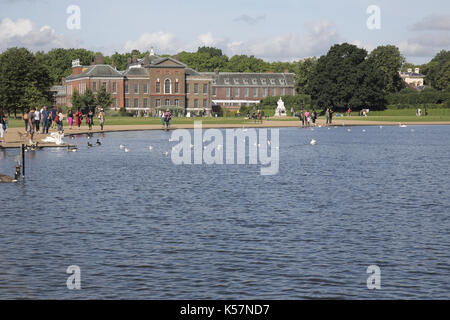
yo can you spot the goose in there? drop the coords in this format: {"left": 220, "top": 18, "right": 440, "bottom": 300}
{"left": 310, "top": 139, "right": 317, "bottom": 146}
{"left": 68, "top": 146, "right": 78, "bottom": 152}
{"left": 399, "top": 123, "right": 407, "bottom": 128}
{"left": 0, "top": 167, "right": 20, "bottom": 183}
{"left": 96, "top": 139, "right": 101, "bottom": 146}
{"left": 119, "top": 144, "right": 125, "bottom": 149}
{"left": 87, "top": 142, "right": 93, "bottom": 148}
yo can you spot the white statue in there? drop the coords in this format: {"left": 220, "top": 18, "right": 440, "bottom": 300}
{"left": 275, "top": 97, "right": 287, "bottom": 117}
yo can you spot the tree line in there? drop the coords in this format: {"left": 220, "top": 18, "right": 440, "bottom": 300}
{"left": 0, "top": 45, "right": 448, "bottom": 116}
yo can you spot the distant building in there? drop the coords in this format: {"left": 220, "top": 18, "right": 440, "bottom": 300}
{"left": 50, "top": 85, "right": 66, "bottom": 108}
{"left": 63, "top": 50, "right": 296, "bottom": 115}
{"left": 400, "top": 68, "right": 426, "bottom": 91}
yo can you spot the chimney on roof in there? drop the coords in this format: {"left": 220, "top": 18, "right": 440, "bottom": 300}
{"left": 407, "top": 68, "right": 412, "bottom": 73}
{"left": 284, "top": 68, "right": 289, "bottom": 74}
{"left": 415, "top": 68, "right": 420, "bottom": 74}
{"left": 93, "top": 54, "right": 104, "bottom": 65}
{"left": 71, "top": 59, "right": 82, "bottom": 75}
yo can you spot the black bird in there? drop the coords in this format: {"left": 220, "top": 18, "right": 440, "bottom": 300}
{"left": 96, "top": 139, "right": 101, "bottom": 146}
{"left": 87, "top": 142, "right": 93, "bottom": 148}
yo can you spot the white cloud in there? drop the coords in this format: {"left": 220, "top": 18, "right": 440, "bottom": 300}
{"left": 398, "top": 33, "right": 450, "bottom": 57}
{"left": 227, "top": 20, "right": 341, "bottom": 60}
{"left": 0, "top": 17, "right": 79, "bottom": 52}
{"left": 411, "top": 14, "right": 450, "bottom": 31}
{"left": 123, "top": 31, "right": 181, "bottom": 54}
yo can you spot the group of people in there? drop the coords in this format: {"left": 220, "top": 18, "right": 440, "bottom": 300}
{"left": 160, "top": 109, "right": 172, "bottom": 130}
{"left": 297, "top": 110, "right": 318, "bottom": 127}
{"left": 245, "top": 109, "right": 264, "bottom": 123}
{"left": 22, "top": 106, "right": 105, "bottom": 144}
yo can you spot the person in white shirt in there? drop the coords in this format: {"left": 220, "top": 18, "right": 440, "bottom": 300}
{"left": 34, "top": 108, "right": 41, "bottom": 133}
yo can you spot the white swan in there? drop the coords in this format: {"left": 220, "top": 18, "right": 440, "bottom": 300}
{"left": 120, "top": 144, "right": 125, "bottom": 149}
{"left": 42, "top": 132, "right": 65, "bottom": 145}
{"left": 124, "top": 148, "right": 130, "bottom": 153}
{"left": 310, "top": 139, "right": 317, "bottom": 146}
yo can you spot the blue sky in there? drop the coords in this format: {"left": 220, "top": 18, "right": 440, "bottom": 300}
{"left": 1, "top": 0, "right": 449, "bottom": 64}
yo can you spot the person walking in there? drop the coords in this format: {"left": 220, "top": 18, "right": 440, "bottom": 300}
{"left": 98, "top": 109, "right": 105, "bottom": 131}
{"left": 161, "top": 111, "right": 165, "bottom": 128}
{"left": 56, "top": 109, "right": 64, "bottom": 133}
{"left": 28, "top": 107, "right": 35, "bottom": 145}
{"left": 299, "top": 111, "right": 305, "bottom": 127}
{"left": 164, "top": 109, "right": 172, "bottom": 130}
{"left": 311, "top": 109, "right": 317, "bottom": 126}
{"left": 41, "top": 106, "right": 49, "bottom": 134}
{"left": 75, "top": 109, "right": 83, "bottom": 129}
{"left": 67, "top": 109, "right": 74, "bottom": 130}
{"left": 51, "top": 106, "right": 57, "bottom": 130}
{"left": 325, "top": 108, "right": 330, "bottom": 126}
{"left": 0, "top": 111, "right": 6, "bottom": 144}
{"left": 34, "top": 107, "right": 41, "bottom": 133}
{"left": 23, "top": 109, "right": 29, "bottom": 132}
{"left": 87, "top": 109, "right": 94, "bottom": 130}
{"left": 305, "top": 110, "right": 310, "bottom": 127}
{"left": 329, "top": 108, "right": 334, "bottom": 124}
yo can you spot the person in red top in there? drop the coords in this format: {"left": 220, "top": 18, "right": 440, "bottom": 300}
{"left": 75, "top": 109, "right": 83, "bottom": 129}
{"left": 347, "top": 107, "right": 351, "bottom": 117}
{"left": 164, "top": 109, "right": 172, "bottom": 131}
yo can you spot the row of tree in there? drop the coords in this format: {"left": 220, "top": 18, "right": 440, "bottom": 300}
{"left": 0, "top": 45, "right": 448, "bottom": 116}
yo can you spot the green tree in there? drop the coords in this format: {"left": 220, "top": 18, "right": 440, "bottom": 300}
{"left": 81, "top": 88, "right": 97, "bottom": 111}
{"left": 0, "top": 47, "right": 52, "bottom": 117}
{"left": 294, "top": 57, "right": 318, "bottom": 94}
{"left": 96, "top": 85, "right": 113, "bottom": 110}
{"left": 367, "top": 45, "right": 405, "bottom": 93}
{"left": 308, "top": 43, "right": 368, "bottom": 110}
{"left": 421, "top": 50, "right": 450, "bottom": 90}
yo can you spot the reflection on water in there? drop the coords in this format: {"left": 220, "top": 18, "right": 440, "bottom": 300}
{"left": 0, "top": 126, "right": 449, "bottom": 299}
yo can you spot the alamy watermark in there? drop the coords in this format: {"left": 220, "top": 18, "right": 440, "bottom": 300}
{"left": 367, "top": 265, "right": 381, "bottom": 290}
{"left": 66, "top": 5, "right": 81, "bottom": 30}
{"left": 66, "top": 265, "right": 81, "bottom": 290}
{"left": 170, "top": 122, "right": 279, "bottom": 176}
{"left": 366, "top": 5, "right": 381, "bottom": 30}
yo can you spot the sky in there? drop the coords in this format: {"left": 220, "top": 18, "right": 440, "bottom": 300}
{"left": 0, "top": 0, "right": 449, "bottom": 64}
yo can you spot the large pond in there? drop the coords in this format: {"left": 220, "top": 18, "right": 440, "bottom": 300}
{"left": 0, "top": 125, "right": 449, "bottom": 299}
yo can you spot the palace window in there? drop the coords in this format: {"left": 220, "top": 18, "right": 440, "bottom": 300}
{"left": 252, "top": 79, "right": 258, "bottom": 85}
{"left": 280, "top": 79, "right": 285, "bottom": 85}
{"left": 175, "top": 80, "right": 179, "bottom": 93}
{"left": 270, "top": 79, "right": 276, "bottom": 85}
{"left": 156, "top": 99, "right": 161, "bottom": 107}
{"left": 194, "top": 99, "right": 199, "bottom": 108}
{"left": 194, "top": 83, "right": 199, "bottom": 94}
{"left": 143, "top": 84, "right": 148, "bottom": 94}
{"left": 261, "top": 79, "right": 267, "bottom": 85}
{"left": 186, "top": 84, "right": 190, "bottom": 94}
{"left": 143, "top": 99, "right": 148, "bottom": 108}
{"left": 235, "top": 88, "right": 240, "bottom": 97}
{"left": 245, "top": 88, "right": 249, "bottom": 97}
{"left": 134, "top": 84, "right": 139, "bottom": 94}
{"left": 113, "top": 82, "right": 117, "bottom": 93}
{"left": 203, "top": 99, "right": 207, "bottom": 108}
{"left": 165, "top": 99, "right": 170, "bottom": 106}
{"left": 203, "top": 84, "right": 208, "bottom": 94}
{"left": 224, "top": 78, "right": 230, "bottom": 84}
{"left": 226, "top": 88, "right": 231, "bottom": 97}
{"left": 164, "top": 79, "right": 171, "bottom": 94}
{"left": 134, "top": 99, "right": 139, "bottom": 108}
{"left": 125, "top": 98, "right": 129, "bottom": 108}
{"left": 263, "top": 88, "right": 268, "bottom": 97}
{"left": 234, "top": 79, "right": 239, "bottom": 85}
{"left": 175, "top": 99, "right": 179, "bottom": 106}
{"left": 281, "top": 88, "right": 285, "bottom": 96}
{"left": 243, "top": 79, "right": 249, "bottom": 85}
{"left": 124, "top": 83, "right": 128, "bottom": 94}
{"left": 93, "top": 82, "right": 97, "bottom": 92}
{"left": 156, "top": 80, "right": 160, "bottom": 93}
{"left": 253, "top": 88, "right": 258, "bottom": 97}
